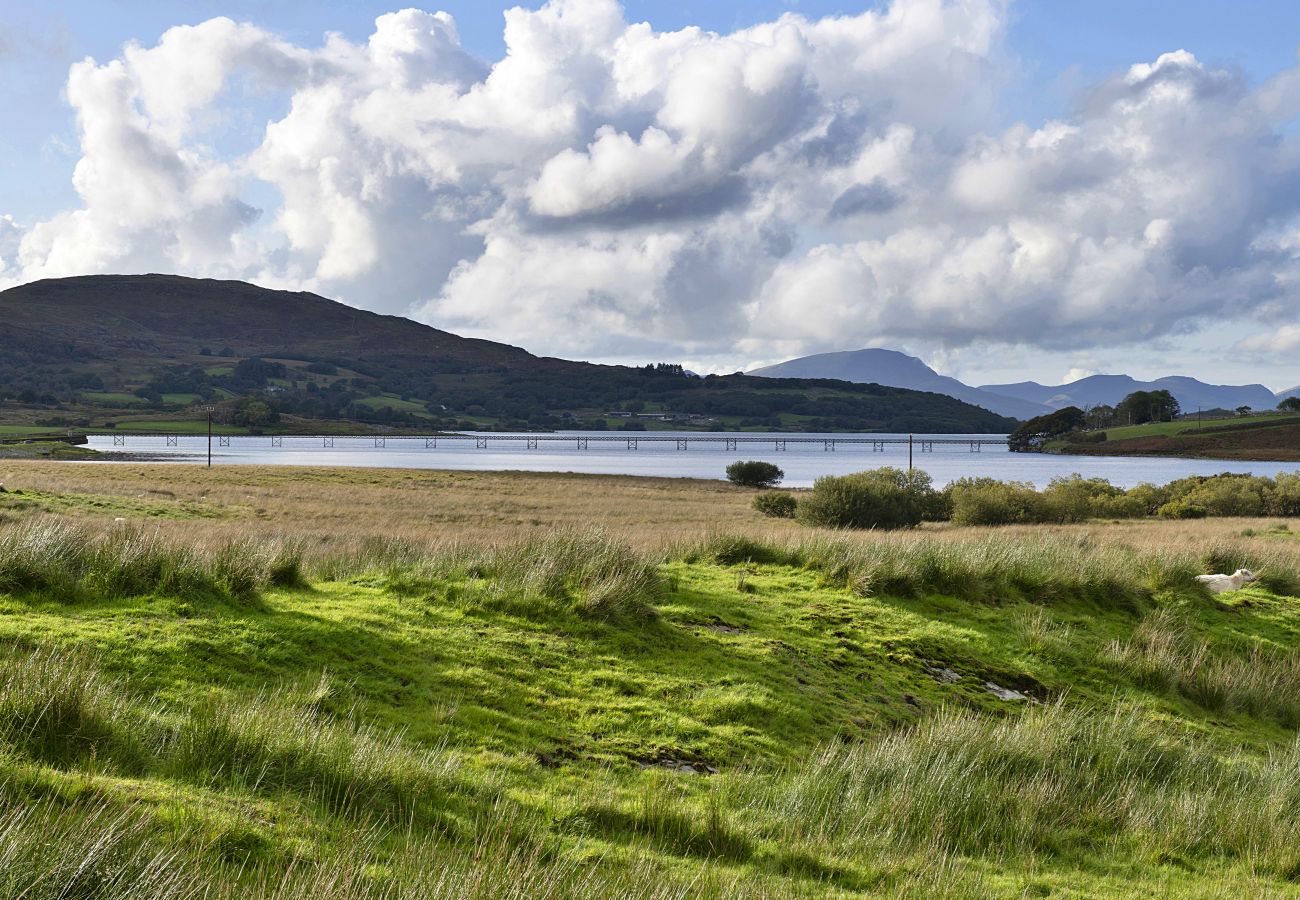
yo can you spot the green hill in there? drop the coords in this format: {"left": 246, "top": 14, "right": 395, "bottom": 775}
{"left": 1054, "top": 413, "right": 1300, "bottom": 461}
{"left": 0, "top": 275, "right": 1016, "bottom": 434}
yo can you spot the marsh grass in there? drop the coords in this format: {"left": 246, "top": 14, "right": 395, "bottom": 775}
{"left": 744, "top": 702, "right": 1300, "bottom": 873}
{"left": 3, "top": 469, "right": 1300, "bottom": 895}
{"left": 1103, "top": 609, "right": 1300, "bottom": 725}
{"left": 685, "top": 530, "right": 1214, "bottom": 612}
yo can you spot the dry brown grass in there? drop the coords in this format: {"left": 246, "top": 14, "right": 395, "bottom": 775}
{"left": 0, "top": 460, "right": 1295, "bottom": 557}
{"left": 0, "top": 463, "right": 794, "bottom": 549}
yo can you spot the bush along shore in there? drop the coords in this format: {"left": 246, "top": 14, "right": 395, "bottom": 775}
{"left": 750, "top": 467, "right": 1300, "bottom": 527}
{"left": 0, "top": 517, "right": 1299, "bottom": 896}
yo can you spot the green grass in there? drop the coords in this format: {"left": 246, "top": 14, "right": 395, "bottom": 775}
{"left": 161, "top": 393, "right": 202, "bottom": 405}
{"left": 1101, "top": 412, "right": 1300, "bottom": 441}
{"left": 354, "top": 394, "right": 433, "bottom": 415}
{"left": 2, "top": 525, "right": 1300, "bottom": 895}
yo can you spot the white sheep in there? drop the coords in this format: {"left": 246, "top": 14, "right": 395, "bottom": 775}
{"left": 1195, "top": 568, "right": 1257, "bottom": 594}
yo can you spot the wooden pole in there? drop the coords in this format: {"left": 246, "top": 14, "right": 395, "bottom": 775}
{"left": 207, "top": 410, "right": 212, "bottom": 468}
{"left": 908, "top": 433, "right": 913, "bottom": 472}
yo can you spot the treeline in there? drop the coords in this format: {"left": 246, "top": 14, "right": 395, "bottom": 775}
{"left": 752, "top": 469, "right": 1300, "bottom": 528}
{"left": 46, "top": 355, "right": 1014, "bottom": 433}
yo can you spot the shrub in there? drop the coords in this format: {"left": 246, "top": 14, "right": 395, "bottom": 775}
{"left": 1182, "top": 475, "right": 1267, "bottom": 517}
{"left": 1158, "top": 501, "right": 1208, "bottom": 520}
{"left": 1266, "top": 473, "right": 1300, "bottom": 517}
{"left": 1041, "top": 474, "right": 1125, "bottom": 523}
{"left": 752, "top": 491, "right": 797, "bottom": 519}
{"left": 946, "top": 478, "right": 1045, "bottom": 526}
{"left": 726, "top": 460, "right": 784, "bottom": 489}
{"left": 797, "top": 468, "right": 934, "bottom": 530}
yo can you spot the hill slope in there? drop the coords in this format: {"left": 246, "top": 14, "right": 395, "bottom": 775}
{"left": 0, "top": 275, "right": 1016, "bottom": 434}
{"left": 982, "top": 372, "right": 1279, "bottom": 413}
{"left": 749, "top": 348, "right": 1048, "bottom": 419}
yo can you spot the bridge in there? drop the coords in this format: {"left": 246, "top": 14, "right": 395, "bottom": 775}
{"left": 89, "top": 433, "right": 1009, "bottom": 453}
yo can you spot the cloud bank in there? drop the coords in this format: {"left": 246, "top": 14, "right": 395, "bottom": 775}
{"left": 4, "top": 0, "right": 1300, "bottom": 369}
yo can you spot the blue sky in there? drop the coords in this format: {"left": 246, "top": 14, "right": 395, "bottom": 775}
{"left": 3, "top": 1, "right": 1300, "bottom": 388}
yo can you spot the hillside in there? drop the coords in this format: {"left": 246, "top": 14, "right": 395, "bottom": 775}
{"left": 2, "top": 465, "right": 1300, "bottom": 896}
{"left": 748, "top": 348, "right": 1048, "bottom": 419}
{"left": 0, "top": 275, "right": 1016, "bottom": 434}
{"left": 983, "top": 372, "right": 1279, "bottom": 413}
{"left": 1053, "top": 413, "right": 1300, "bottom": 461}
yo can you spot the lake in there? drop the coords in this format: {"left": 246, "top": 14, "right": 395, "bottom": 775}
{"left": 81, "top": 432, "right": 1300, "bottom": 488}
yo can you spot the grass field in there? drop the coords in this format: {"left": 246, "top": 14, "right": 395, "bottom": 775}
{"left": 1, "top": 463, "right": 1299, "bottom": 896}
{"left": 1101, "top": 412, "right": 1300, "bottom": 441}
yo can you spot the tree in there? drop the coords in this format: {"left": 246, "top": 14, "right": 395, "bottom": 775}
{"left": 1008, "top": 406, "right": 1086, "bottom": 452}
{"left": 1236, "top": 405, "right": 1252, "bottom": 417}
{"left": 1116, "top": 390, "right": 1180, "bottom": 425}
{"left": 726, "top": 460, "right": 784, "bottom": 488}
{"left": 1279, "top": 397, "right": 1300, "bottom": 412}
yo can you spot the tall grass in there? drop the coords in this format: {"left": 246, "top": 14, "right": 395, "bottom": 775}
{"left": 1103, "top": 609, "right": 1300, "bottom": 725}
{"left": 743, "top": 702, "right": 1300, "bottom": 873}
{"left": 0, "top": 522, "right": 296, "bottom": 603}
{"left": 686, "top": 530, "right": 1219, "bottom": 610}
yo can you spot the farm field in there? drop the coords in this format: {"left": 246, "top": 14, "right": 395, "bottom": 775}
{"left": 1, "top": 463, "right": 1300, "bottom": 897}
{"left": 1052, "top": 413, "right": 1300, "bottom": 461}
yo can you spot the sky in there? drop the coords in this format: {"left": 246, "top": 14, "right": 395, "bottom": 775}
{"left": 2, "top": 1, "right": 1300, "bottom": 391}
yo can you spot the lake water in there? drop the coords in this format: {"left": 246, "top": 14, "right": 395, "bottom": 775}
{"left": 81, "top": 432, "right": 1300, "bottom": 489}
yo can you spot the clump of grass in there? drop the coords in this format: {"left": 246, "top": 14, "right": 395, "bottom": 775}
{"left": 0, "top": 521, "right": 84, "bottom": 599}
{"left": 0, "top": 522, "right": 312, "bottom": 604}
{"left": 744, "top": 702, "right": 1300, "bottom": 870}
{"left": 0, "top": 799, "right": 205, "bottom": 900}
{"left": 0, "top": 644, "right": 155, "bottom": 771}
{"left": 1103, "top": 609, "right": 1300, "bottom": 725}
{"left": 485, "top": 529, "right": 663, "bottom": 622}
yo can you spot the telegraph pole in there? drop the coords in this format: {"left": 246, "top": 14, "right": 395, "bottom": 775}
{"left": 908, "top": 433, "right": 913, "bottom": 472}
{"left": 204, "top": 406, "right": 215, "bottom": 468}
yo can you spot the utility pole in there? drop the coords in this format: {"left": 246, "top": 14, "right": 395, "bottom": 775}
{"left": 204, "top": 406, "right": 215, "bottom": 468}
{"left": 908, "top": 433, "right": 913, "bottom": 472}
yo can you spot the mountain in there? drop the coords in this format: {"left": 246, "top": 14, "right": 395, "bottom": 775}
{"left": 980, "top": 374, "right": 1280, "bottom": 413}
{"left": 748, "top": 349, "right": 1050, "bottom": 419}
{"left": 0, "top": 275, "right": 1017, "bottom": 434}
{"left": 1278, "top": 386, "right": 1300, "bottom": 402}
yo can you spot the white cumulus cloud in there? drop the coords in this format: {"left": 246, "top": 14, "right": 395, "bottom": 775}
{"left": 4, "top": 0, "right": 1300, "bottom": 371}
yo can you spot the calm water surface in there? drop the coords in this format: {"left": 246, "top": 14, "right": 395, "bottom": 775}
{"left": 82, "top": 431, "right": 1300, "bottom": 489}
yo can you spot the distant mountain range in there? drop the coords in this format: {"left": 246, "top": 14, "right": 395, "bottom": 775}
{"left": 751, "top": 349, "right": 1294, "bottom": 420}
{"left": 748, "top": 349, "right": 1048, "bottom": 419}
{"left": 979, "top": 375, "right": 1280, "bottom": 414}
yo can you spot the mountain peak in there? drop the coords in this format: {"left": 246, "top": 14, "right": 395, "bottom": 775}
{"left": 749, "top": 349, "right": 1050, "bottom": 419}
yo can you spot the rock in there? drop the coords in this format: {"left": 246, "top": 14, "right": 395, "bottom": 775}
{"left": 984, "top": 681, "right": 1029, "bottom": 702}
{"left": 926, "top": 665, "right": 962, "bottom": 684}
